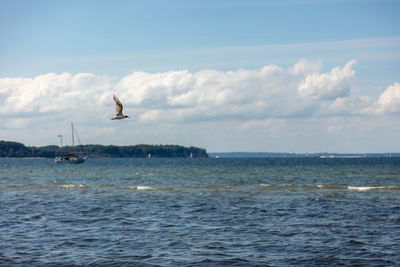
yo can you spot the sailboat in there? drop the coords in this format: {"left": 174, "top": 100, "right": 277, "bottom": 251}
{"left": 55, "top": 123, "right": 87, "bottom": 164}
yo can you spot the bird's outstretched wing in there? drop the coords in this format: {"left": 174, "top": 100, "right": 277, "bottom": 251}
{"left": 113, "top": 95, "right": 123, "bottom": 115}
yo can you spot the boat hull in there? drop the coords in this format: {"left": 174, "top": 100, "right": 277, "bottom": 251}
{"left": 55, "top": 155, "right": 87, "bottom": 164}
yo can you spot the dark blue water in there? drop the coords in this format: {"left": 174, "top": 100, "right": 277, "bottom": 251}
{"left": 1, "top": 158, "right": 400, "bottom": 266}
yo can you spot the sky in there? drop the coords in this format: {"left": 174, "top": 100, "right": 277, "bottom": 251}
{"left": 1, "top": 0, "right": 400, "bottom": 153}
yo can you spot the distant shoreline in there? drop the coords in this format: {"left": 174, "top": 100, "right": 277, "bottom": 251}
{"left": 2, "top": 141, "right": 399, "bottom": 159}
{"left": 0, "top": 141, "right": 209, "bottom": 158}
{"left": 0, "top": 157, "right": 47, "bottom": 159}
{"left": 209, "top": 152, "right": 400, "bottom": 158}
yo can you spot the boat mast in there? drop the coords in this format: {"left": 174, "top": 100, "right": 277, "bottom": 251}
{"left": 71, "top": 122, "right": 75, "bottom": 148}
{"left": 58, "top": 134, "right": 63, "bottom": 148}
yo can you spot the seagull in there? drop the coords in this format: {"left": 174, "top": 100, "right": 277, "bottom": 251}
{"left": 111, "top": 95, "right": 130, "bottom": 120}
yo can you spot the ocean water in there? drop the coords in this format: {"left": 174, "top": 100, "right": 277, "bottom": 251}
{"left": 1, "top": 157, "right": 399, "bottom": 266}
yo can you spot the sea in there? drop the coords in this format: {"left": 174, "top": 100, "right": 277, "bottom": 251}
{"left": 1, "top": 157, "right": 399, "bottom": 266}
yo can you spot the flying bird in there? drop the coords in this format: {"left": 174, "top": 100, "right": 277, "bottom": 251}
{"left": 111, "top": 95, "right": 130, "bottom": 120}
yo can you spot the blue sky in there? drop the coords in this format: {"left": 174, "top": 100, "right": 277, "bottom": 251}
{"left": 1, "top": 0, "right": 400, "bottom": 153}
{"left": 2, "top": 0, "right": 399, "bottom": 75}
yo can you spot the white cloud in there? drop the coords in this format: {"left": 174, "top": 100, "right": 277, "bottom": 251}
{"left": 360, "top": 82, "right": 400, "bottom": 115}
{"left": 288, "top": 58, "right": 322, "bottom": 75}
{"left": 115, "top": 65, "right": 294, "bottom": 122}
{"left": 375, "top": 82, "right": 400, "bottom": 114}
{"left": 0, "top": 60, "right": 369, "bottom": 125}
{"left": 116, "top": 65, "right": 286, "bottom": 108}
{"left": 297, "top": 60, "right": 356, "bottom": 100}
{"left": 0, "top": 60, "right": 371, "bottom": 125}
{"left": 0, "top": 60, "right": 399, "bottom": 152}
{"left": 329, "top": 96, "right": 372, "bottom": 115}
{"left": 0, "top": 73, "right": 114, "bottom": 119}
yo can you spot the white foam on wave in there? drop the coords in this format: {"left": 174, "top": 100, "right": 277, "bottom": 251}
{"left": 130, "top": 186, "right": 155, "bottom": 190}
{"left": 260, "top": 184, "right": 400, "bottom": 191}
{"left": 260, "top": 183, "right": 296, "bottom": 188}
{"left": 61, "top": 184, "right": 89, "bottom": 189}
{"left": 315, "top": 185, "right": 344, "bottom": 190}
{"left": 348, "top": 186, "right": 390, "bottom": 191}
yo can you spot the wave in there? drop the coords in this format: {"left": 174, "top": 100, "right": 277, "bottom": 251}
{"left": 1, "top": 183, "right": 90, "bottom": 190}
{"left": 260, "top": 183, "right": 297, "bottom": 188}
{"left": 259, "top": 184, "right": 400, "bottom": 191}
{"left": 347, "top": 186, "right": 400, "bottom": 191}
{"left": 3, "top": 184, "right": 50, "bottom": 190}
{"left": 316, "top": 185, "right": 344, "bottom": 190}
{"left": 3, "top": 183, "right": 400, "bottom": 193}
{"left": 129, "top": 186, "right": 156, "bottom": 190}
{"left": 61, "top": 184, "right": 89, "bottom": 189}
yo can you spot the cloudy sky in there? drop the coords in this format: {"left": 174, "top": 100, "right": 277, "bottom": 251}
{"left": 1, "top": 0, "right": 400, "bottom": 153}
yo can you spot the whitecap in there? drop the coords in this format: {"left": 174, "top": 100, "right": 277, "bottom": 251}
{"left": 62, "top": 184, "right": 77, "bottom": 189}
{"left": 315, "top": 185, "right": 343, "bottom": 190}
{"left": 61, "top": 184, "right": 88, "bottom": 189}
{"left": 130, "top": 186, "right": 155, "bottom": 190}
{"left": 348, "top": 186, "right": 386, "bottom": 191}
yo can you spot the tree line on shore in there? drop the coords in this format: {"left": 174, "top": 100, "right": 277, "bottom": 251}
{"left": 0, "top": 141, "right": 209, "bottom": 158}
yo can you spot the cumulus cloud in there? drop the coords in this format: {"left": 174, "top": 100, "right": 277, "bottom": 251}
{"left": 1, "top": 59, "right": 396, "bottom": 132}
{"left": 329, "top": 96, "right": 372, "bottom": 115}
{"left": 288, "top": 58, "right": 322, "bottom": 75}
{"left": 297, "top": 60, "right": 356, "bottom": 100}
{"left": 374, "top": 82, "right": 400, "bottom": 114}
{"left": 116, "top": 66, "right": 286, "bottom": 107}
{"left": 115, "top": 65, "right": 298, "bottom": 122}
{"left": 0, "top": 73, "right": 113, "bottom": 117}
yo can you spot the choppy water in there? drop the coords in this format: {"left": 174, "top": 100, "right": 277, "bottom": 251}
{"left": 1, "top": 157, "right": 400, "bottom": 266}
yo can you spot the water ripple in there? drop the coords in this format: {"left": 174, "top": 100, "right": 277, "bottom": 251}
{"left": 1, "top": 158, "right": 400, "bottom": 266}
